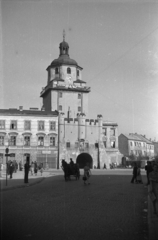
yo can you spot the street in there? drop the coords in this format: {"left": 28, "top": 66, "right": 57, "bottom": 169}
{"left": 1, "top": 170, "right": 148, "bottom": 240}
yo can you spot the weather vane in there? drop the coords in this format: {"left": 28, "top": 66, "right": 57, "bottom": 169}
{"left": 63, "top": 29, "right": 66, "bottom": 41}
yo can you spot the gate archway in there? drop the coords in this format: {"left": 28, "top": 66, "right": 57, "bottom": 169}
{"left": 76, "top": 153, "right": 93, "bottom": 169}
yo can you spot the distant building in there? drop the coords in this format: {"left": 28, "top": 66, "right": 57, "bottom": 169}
{"left": 153, "top": 141, "right": 158, "bottom": 157}
{"left": 41, "top": 32, "right": 121, "bottom": 168}
{"left": 118, "top": 133, "right": 154, "bottom": 160}
{"left": 0, "top": 108, "right": 58, "bottom": 168}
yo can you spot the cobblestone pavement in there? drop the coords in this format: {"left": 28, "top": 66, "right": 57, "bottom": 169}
{"left": 1, "top": 174, "right": 148, "bottom": 240}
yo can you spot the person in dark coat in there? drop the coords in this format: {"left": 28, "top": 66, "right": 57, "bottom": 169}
{"left": 9, "top": 161, "right": 14, "bottom": 179}
{"left": 145, "top": 161, "right": 153, "bottom": 185}
{"left": 24, "top": 158, "right": 30, "bottom": 184}
{"left": 131, "top": 163, "right": 138, "bottom": 183}
{"left": 34, "top": 161, "right": 38, "bottom": 176}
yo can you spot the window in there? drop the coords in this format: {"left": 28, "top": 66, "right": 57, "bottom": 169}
{"left": 110, "top": 128, "right": 115, "bottom": 136}
{"left": 59, "top": 92, "right": 62, "bottom": 98}
{"left": 50, "top": 136, "right": 55, "bottom": 146}
{"left": 55, "top": 68, "right": 58, "bottom": 74}
{"left": 24, "top": 136, "right": 30, "bottom": 146}
{"left": 134, "top": 142, "right": 137, "bottom": 146}
{"left": 38, "top": 136, "right": 44, "bottom": 146}
{"left": 10, "top": 120, "right": 17, "bottom": 130}
{"left": 103, "top": 128, "right": 107, "bottom": 136}
{"left": 130, "top": 150, "right": 133, "bottom": 155}
{"left": 130, "top": 142, "right": 133, "bottom": 146}
{"left": 85, "top": 142, "right": 89, "bottom": 148}
{"left": 67, "top": 67, "right": 71, "bottom": 74}
{"left": 78, "top": 93, "right": 81, "bottom": 99}
{"left": 66, "top": 142, "right": 70, "bottom": 148}
{"left": 111, "top": 141, "right": 115, "bottom": 148}
{"left": 50, "top": 121, "right": 56, "bottom": 131}
{"left": 10, "top": 136, "right": 16, "bottom": 146}
{"left": 0, "top": 136, "right": 4, "bottom": 146}
{"left": 24, "top": 121, "right": 31, "bottom": 130}
{"left": 38, "top": 121, "right": 44, "bottom": 131}
{"left": 78, "top": 106, "right": 81, "bottom": 112}
{"left": 75, "top": 142, "right": 79, "bottom": 148}
{"left": 77, "top": 70, "right": 79, "bottom": 77}
{"left": 0, "top": 120, "right": 5, "bottom": 129}
{"left": 59, "top": 105, "right": 62, "bottom": 111}
{"left": 103, "top": 141, "right": 106, "bottom": 148}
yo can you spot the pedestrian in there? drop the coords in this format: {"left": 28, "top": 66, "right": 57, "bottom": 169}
{"left": 131, "top": 162, "right": 138, "bottom": 183}
{"left": 39, "top": 162, "right": 44, "bottom": 176}
{"left": 137, "top": 166, "right": 143, "bottom": 184}
{"left": 145, "top": 161, "right": 153, "bottom": 185}
{"left": 24, "top": 157, "right": 30, "bottom": 184}
{"left": 149, "top": 163, "right": 158, "bottom": 215}
{"left": 83, "top": 162, "right": 91, "bottom": 185}
{"left": 103, "top": 163, "right": 106, "bottom": 169}
{"left": 9, "top": 161, "right": 14, "bottom": 179}
{"left": 19, "top": 161, "right": 23, "bottom": 171}
{"left": 30, "top": 161, "right": 34, "bottom": 175}
{"left": 34, "top": 161, "right": 38, "bottom": 176}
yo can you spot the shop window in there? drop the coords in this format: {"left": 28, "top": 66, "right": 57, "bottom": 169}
{"left": 10, "top": 136, "right": 16, "bottom": 146}
{"left": 50, "top": 121, "right": 56, "bottom": 131}
{"left": 24, "top": 121, "right": 31, "bottom": 130}
{"left": 50, "top": 136, "right": 56, "bottom": 146}
{"left": 24, "top": 136, "right": 30, "bottom": 146}
{"left": 38, "top": 136, "right": 44, "bottom": 146}
{"left": 0, "top": 136, "right": 4, "bottom": 146}
{"left": 38, "top": 121, "right": 44, "bottom": 131}
{"left": 0, "top": 120, "right": 5, "bottom": 129}
{"left": 10, "top": 120, "right": 17, "bottom": 130}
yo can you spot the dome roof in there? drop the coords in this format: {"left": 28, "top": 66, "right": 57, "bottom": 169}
{"left": 59, "top": 41, "right": 69, "bottom": 48}
{"left": 51, "top": 55, "right": 78, "bottom": 66}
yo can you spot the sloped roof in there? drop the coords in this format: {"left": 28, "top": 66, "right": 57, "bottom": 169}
{"left": 74, "top": 79, "right": 86, "bottom": 83}
{"left": 0, "top": 109, "right": 58, "bottom": 117}
{"left": 121, "top": 133, "right": 153, "bottom": 143}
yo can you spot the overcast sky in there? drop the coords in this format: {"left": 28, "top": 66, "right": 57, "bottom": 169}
{"left": 0, "top": 0, "right": 158, "bottom": 140}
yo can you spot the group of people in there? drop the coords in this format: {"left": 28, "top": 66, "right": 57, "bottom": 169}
{"left": 6, "top": 160, "right": 18, "bottom": 179}
{"left": 131, "top": 161, "right": 158, "bottom": 215}
{"left": 131, "top": 163, "right": 143, "bottom": 184}
{"left": 24, "top": 159, "right": 44, "bottom": 184}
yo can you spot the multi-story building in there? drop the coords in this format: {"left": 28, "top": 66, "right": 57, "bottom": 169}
{"left": 118, "top": 133, "right": 154, "bottom": 160}
{"left": 40, "top": 33, "right": 121, "bottom": 168}
{"left": 0, "top": 108, "right": 58, "bottom": 168}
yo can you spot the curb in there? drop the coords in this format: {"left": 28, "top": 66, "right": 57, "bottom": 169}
{"left": 0, "top": 177, "right": 46, "bottom": 192}
{"left": 147, "top": 186, "right": 158, "bottom": 240}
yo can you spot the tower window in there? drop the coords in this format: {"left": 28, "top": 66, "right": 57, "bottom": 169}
{"left": 59, "top": 105, "right": 62, "bottom": 111}
{"left": 59, "top": 92, "right": 62, "bottom": 98}
{"left": 67, "top": 68, "right": 71, "bottom": 74}
{"left": 78, "top": 93, "right": 81, "bottom": 99}
{"left": 78, "top": 106, "right": 81, "bottom": 112}
{"left": 77, "top": 70, "right": 79, "bottom": 77}
{"left": 55, "top": 68, "right": 59, "bottom": 74}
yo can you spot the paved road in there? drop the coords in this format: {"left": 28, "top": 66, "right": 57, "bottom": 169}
{"left": 1, "top": 172, "right": 148, "bottom": 240}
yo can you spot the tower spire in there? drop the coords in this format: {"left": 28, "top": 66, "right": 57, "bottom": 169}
{"left": 63, "top": 29, "right": 66, "bottom": 42}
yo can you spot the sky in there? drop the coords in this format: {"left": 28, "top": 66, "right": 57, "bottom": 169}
{"left": 0, "top": 0, "right": 158, "bottom": 141}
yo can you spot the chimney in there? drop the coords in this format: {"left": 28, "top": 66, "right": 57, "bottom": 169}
{"left": 19, "top": 106, "right": 23, "bottom": 111}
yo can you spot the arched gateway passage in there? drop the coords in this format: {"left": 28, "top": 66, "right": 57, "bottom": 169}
{"left": 76, "top": 153, "right": 93, "bottom": 169}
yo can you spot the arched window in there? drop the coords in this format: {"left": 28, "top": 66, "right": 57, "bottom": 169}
{"left": 67, "top": 67, "right": 71, "bottom": 74}
{"left": 77, "top": 70, "right": 79, "bottom": 77}
{"left": 24, "top": 136, "right": 30, "bottom": 146}
{"left": 55, "top": 68, "right": 58, "bottom": 74}
{"left": 38, "top": 136, "right": 44, "bottom": 146}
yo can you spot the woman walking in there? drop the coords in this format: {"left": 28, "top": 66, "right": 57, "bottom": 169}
{"left": 83, "top": 162, "right": 91, "bottom": 185}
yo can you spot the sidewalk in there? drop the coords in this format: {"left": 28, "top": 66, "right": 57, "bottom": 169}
{"left": 0, "top": 169, "right": 59, "bottom": 191}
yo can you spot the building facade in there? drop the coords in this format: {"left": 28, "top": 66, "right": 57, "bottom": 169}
{"left": 118, "top": 133, "right": 154, "bottom": 160}
{"left": 0, "top": 108, "right": 58, "bottom": 168}
{"left": 41, "top": 33, "right": 121, "bottom": 168}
